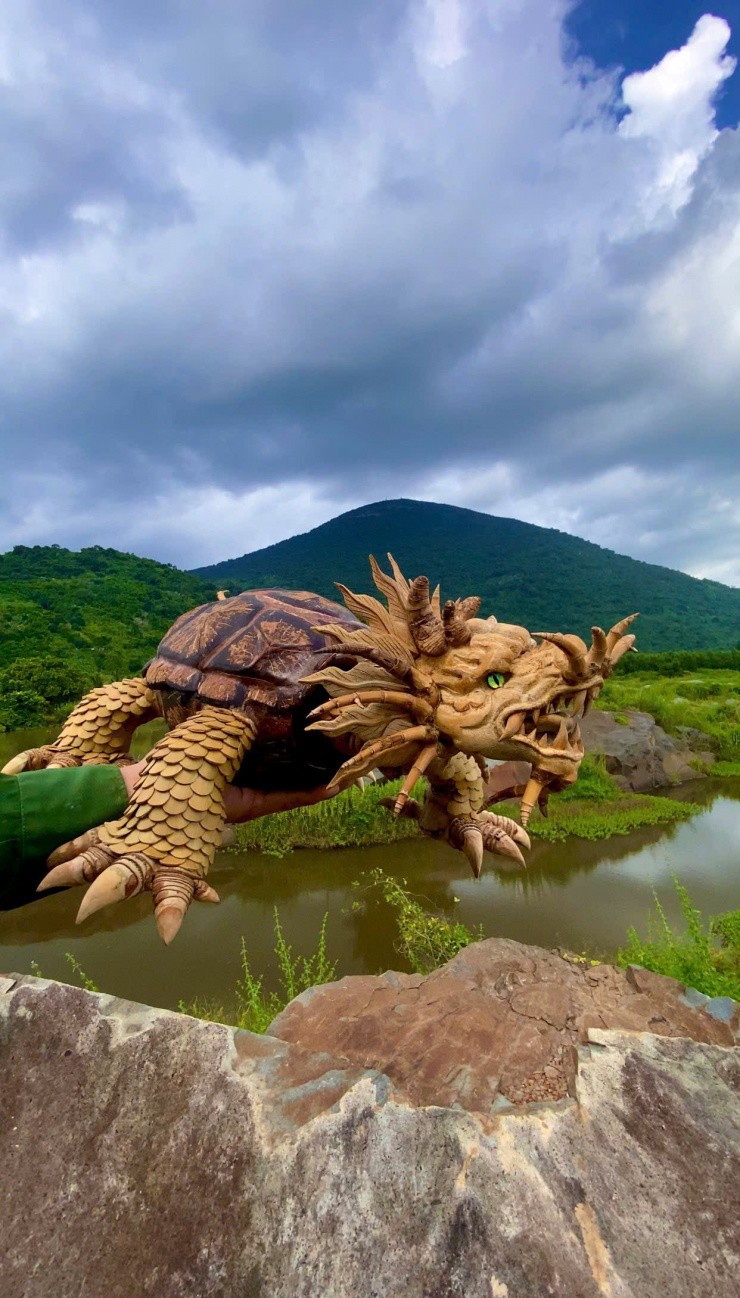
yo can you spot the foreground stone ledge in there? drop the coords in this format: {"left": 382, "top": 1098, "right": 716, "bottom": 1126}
{"left": 0, "top": 950, "right": 738, "bottom": 1298}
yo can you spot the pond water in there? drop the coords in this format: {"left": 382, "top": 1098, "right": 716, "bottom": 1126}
{"left": 0, "top": 726, "right": 738, "bottom": 1014}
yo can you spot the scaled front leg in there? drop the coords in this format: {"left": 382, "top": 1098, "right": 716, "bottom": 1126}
{"left": 39, "top": 706, "right": 256, "bottom": 944}
{"left": 385, "top": 750, "right": 530, "bottom": 877}
{"left": 2, "top": 678, "right": 158, "bottom": 774}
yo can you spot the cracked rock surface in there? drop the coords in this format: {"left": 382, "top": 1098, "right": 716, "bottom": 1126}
{"left": 0, "top": 941, "right": 738, "bottom": 1298}
{"left": 270, "top": 937, "right": 737, "bottom": 1108}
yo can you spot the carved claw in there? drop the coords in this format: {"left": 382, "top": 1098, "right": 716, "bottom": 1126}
{"left": 449, "top": 816, "right": 484, "bottom": 878}
{"left": 481, "top": 812, "right": 531, "bottom": 852}
{"left": 194, "top": 880, "right": 220, "bottom": 904}
{"left": 480, "top": 822, "right": 526, "bottom": 868}
{"left": 2, "top": 745, "right": 59, "bottom": 775}
{"left": 462, "top": 827, "right": 484, "bottom": 878}
{"left": 76, "top": 855, "right": 154, "bottom": 923}
{"left": 47, "top": 827, "right": 102, "bottom": 869}
{"left": 38, "top": 843, "right": 114, "bottom": 892}
{"left": 152, "top": 869, "right": 197, "bottom": 946}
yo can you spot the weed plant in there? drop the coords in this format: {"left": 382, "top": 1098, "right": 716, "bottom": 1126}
{"left": 178, "top": 909, "right": 337, "bottom": 1032}
{"left": 352, "top": 868, "right": 481, "bottom": 974}
{"left": 616, "top": 882, "right": 740, "bottom": 1000}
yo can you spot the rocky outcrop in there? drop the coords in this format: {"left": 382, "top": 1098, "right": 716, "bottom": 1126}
{"left": 270, "top": 938, "right": 737, "bottom": 1109}
{"left": 579, "top": 708, "right": 714, "bottom": 791}
{"left": 1, "top": 942, "right": 737, "bottom": 1298}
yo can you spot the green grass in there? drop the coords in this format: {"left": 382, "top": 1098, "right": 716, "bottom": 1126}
{"left": 712, "top": 760, "right": 740, "bottom": 777}
{"left": 599, "top": 669, "right": 740, "bottom": 761}
{"left": 178, "top": 909, "right": 337, "bottom": 1032}
{"left": 526, "top": 794, "right": 700, "bottom": 842}
{"left": 558, "top": 753, "right": 620, "bottom": 800}
{"left": 616, "top": 882, "right": 740, "bottom": 1001}
{"left": 232, "top": 778, "right": 423, "bottom": 855}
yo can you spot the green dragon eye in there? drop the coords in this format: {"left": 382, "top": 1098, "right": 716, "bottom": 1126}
{"left": 487, "top": 672, "right": 505, "bottom": 689}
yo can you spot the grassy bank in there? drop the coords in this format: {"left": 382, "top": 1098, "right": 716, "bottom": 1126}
{"left": 231, "top": 757, "right": 700, "bottom": 855}
{"left": 233, "top": 778, "right": 423, "bottom": 854}
{"left": 598, "top": 668, "right": 740, "bottom": 761}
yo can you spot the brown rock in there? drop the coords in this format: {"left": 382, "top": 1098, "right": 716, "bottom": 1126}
{"left": 270, "top": 938, "right": 735, "bottom": 1110}
{"left": 579, "top": 708, "right": 713, "bottom": 791}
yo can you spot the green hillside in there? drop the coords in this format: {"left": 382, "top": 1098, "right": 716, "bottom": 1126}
{"left": 195, "top": 499, "right": 740, "bottom": 653}
{"left": 1, "top": 501, "right": 738, "bottom": 731}
{"left": 0, "top": 546, "right": 212, "bottom": 729}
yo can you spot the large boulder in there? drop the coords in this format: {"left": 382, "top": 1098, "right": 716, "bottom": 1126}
{"left": 0, "top": 941, "right": 737, "bottom": 1298}
{"left": 579, "top": 708, "right": 714, "bottom": 791}
{"left": 270, "top": 937, "right": 736, "bottom": 1109}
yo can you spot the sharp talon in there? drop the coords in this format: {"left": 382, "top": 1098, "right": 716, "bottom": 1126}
{"left": 37, "top": 844, "right": 113, "bottom": 892}
{"left": 76, "top": 858, "right": 153, "bottom": 924}
{"left": 155, "top": 905, "right": 187, "bottom": 946}
{"left": 499, "top": 834, "right": 526, "bottom": 867}
{"left": 48, "top": 828, "right": 101, "bottom": 869}
{"left": 152, "top": 871, "right": 196, "bottom": 946}
{"left": 37, "top": 860, "right": 81, "bottom": 891}
{"left": 483, "top": 813, "right": 530, "bottom": 852}
{"left": 194, "top": 881, "right": 220, "bottom": 904}
{"left": 2, "top": 753, "right": 30, "bottom": 775}
{"left": 504, "top": 820, "right": 530, "bottom": 852}
{"left": 462, "top": 827, "right": 484, "bottom": 879}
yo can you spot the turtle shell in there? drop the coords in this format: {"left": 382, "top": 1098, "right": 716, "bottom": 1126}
{"left": 145, "top": 588, "right": 361, "bottom": 712}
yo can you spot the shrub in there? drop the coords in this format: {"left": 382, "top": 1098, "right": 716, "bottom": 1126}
{"left": 180, "top": 909, "right": 337, "bottom": 1033}
{"left": 353, "top": 869, "right": 481, "bottom": 974}
{"left": 616, "top": 882, "right": 740, "bottom": 1000}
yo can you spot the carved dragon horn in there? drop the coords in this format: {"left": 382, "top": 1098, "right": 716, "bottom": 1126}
{"left": 442, "top": 596, "right": 482, "bottom": 647}
{"left": 531, "top": 632, "right": 589, "bottom": 679}
{"left": 407, "top": 576, "right": 447, "bottom": 656}
{"left": 587, "top": 626, "right": 608, "bottom": 670}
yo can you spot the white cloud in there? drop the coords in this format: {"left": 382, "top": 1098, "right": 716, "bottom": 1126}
{"left": 619, "top": 14, "right": 736, "bottom": 214}
{"left": 0, "top": 4, "right": 737, "bottom": 586}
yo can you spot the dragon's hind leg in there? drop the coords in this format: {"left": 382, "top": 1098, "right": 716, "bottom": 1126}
{"left": 1, "top": 678, "right": 158, "bottom": 774}
{"left": 39, "top": 706, "right": 256, "bottom": 945}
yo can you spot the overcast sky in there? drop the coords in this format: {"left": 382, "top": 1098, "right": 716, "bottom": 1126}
{"left": 1, "top": 1, "right": 739, "bottom": 583}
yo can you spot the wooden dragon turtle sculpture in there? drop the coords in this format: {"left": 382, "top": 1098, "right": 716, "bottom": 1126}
{"left": 3, "top": 556, "right": 637, "bottom": 944}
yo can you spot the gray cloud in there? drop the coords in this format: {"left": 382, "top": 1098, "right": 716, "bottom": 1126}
{"left": 0, "top": 2, "right": 738, "bottom": 581}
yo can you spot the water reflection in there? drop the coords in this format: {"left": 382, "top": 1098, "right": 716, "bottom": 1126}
{"left": 0, "top": 726, "right": 738, "bottom": 1014}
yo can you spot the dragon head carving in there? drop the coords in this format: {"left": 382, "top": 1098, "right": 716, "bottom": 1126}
{"left": 307, "top": 555, "right": 637, "bottom": 870}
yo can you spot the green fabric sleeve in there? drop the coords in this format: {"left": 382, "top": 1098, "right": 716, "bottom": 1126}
{"left": 0, "top": 765, "right": 129, "bottom": 908}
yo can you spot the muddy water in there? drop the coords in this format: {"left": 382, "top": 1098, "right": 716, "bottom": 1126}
{"left": 0, "top": 727, "right": 738, "bottom": 1014}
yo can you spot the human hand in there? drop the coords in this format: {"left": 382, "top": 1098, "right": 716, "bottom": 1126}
{"left": 120, "top": 760, "right": 337, "bottom": 824}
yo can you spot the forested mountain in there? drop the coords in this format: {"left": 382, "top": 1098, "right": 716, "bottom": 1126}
{"left": 196, "top": 499, "right": 740, "bottom": 653}
{"left": 0, "top": 546, "right": 212, "bottom": 728}
{"left": 1, "top": 501, "right": 738, "bottom": 730}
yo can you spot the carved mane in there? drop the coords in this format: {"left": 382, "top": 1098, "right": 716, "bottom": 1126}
{"left": 304, "top": 554, "right": 481, "bottom": 801}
